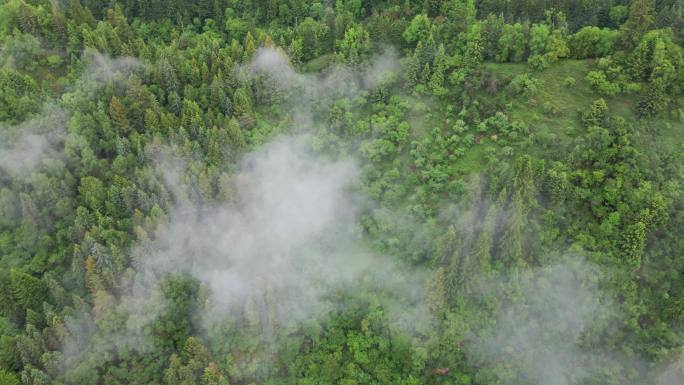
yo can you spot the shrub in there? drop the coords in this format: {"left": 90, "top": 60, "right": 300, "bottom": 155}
{"left": 586, "top": 70, "right": 620, "bottom": 96}
{"left": 508, "top": 73, "right": 539, "bottom": 98}
{"left": 569, "top": 27, "right": 618, "bottom": 58}
{"left": 528, "top": 54, "right": 548, "bottom": 71}
{"left": 563, "top": 76, "right": 576, "bottom": 87}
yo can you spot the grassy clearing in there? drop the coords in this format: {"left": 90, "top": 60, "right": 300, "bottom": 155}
{"left": 302, "top": 53, "right": 336, "bottom": 72}
{"left": 486, "top": 59, "right": 684, "bottom": 160}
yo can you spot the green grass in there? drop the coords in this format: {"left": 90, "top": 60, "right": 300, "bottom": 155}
{"left": 302, "top": 53, "right": 336, "bottom": 72}
{"left": 486, "top": 59, "right": 684, "bottom": 159}
{"left": 457, "top": 142, "right": 491, "bottom": 174}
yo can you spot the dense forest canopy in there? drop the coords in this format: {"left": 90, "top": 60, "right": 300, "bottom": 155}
{"left": 0, "top": 0, "right": 683, "bottom": 384}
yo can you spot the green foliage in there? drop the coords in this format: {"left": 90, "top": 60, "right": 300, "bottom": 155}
{"left": 569, "top": 26, "right": 618, "bottom": 58}
{"left": 586, "top": 70, "right": 621, "bottom": 96}
{"left": 0, "top": 369, "right": 19, "bottom": 385}
{"left": 0, "top": 1, "right": 682, "bottom": 385}
{"left": 291, "top": 304, "right": 424, "bottom": 385}
{"left": 618, "top": 0, "right": 656, "bottom": 50}
{"left": 581, "top": 98, "right": 609, "bottom": 127}
{"left": 508, "top": 73, "right": 539, "bottom": 97}
{"left": 336, "top": 24, "right": 372, "bottom": 66}
{"left": 496, "top": 23, "right": 527, "bottom": 62}
{"left": 609, "top": 5, "right": 629, "bottom": 26}
{"left": 636, "top": 78, "right": 668, "bottom": 116}
{"left": 10, "top": 271, "right": 47, "bottom": 314}
{"left": 403, "top": 14, "right": 432, "bottom": 46}
{"left": 153, "top": 275, "right": 203, "bottom": 351}
{"left": 0, "top": 68, "right": 40, "bottom": 123}
{"left": 0, "top": 31, "right": 44, "bottom": 71}
{"left": 530, "top": 24, "right": 551, "bottom": 57}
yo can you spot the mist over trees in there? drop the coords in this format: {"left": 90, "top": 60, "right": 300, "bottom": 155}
{"left": 0, "top": 0, "right": 683, "bottom": 384}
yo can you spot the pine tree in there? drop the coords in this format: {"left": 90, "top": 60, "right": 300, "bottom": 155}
{"left": 420, "top": 63, "right": 431, "bottom": 85}
{"left": 183, "top": 336, "right": 210, "bottom": 372}
{"left": 68, "top": 0, "right": 96, "bottom": 27}
{"left": 0, "top": 369, "right": 19, "bottom": 385}
{"left": 426, "top": 267, "right": 449, "bottom": 318}
{"left": 225, "top": 117, "right": 245, "bottom": 160}
{"left": 0, "top": 336, "right": 20, "bottom": 372}
{"left": 210, "top": 75, "right": 230, "bottom": 116}
{"left": 429, "top": 44, "right": 448, "bottom": 95}
{"left": 636, "top": 77, "right": 668, "bottom": 117}
{"left": 243, "top": 32, "right": 257, "bottom": 61}
{"left": 472, "top": 205, "right": 497, "bottom": 272}
{"left": 198, "top": 0, "right": 213, "bottom": 20}
{"left": 622, "top": 221, "right": 646, "bottom": 269}
{"left": 109, "top": 96, "right": 130, "bottom": 133}
{"left": 513, "top": 155, "right": 535, "bottom": 212}
{"left": 180, "top": 99, "right": 203, "bottom": 139}
{"left": 159, "top": 58, "right": 179, "bottom": 94}
{"left": 144, "top": 109, "right": 160, "bottom": 133}
{"left": 498, "top": 191, "right": 525, "bottom": 267}
{"left": 618, "top": 0, "right": 655, "bottom": 50}
{"left": 25, "top": 309, "right": 42, "bottom": 328}
{"left": 581, "top": 98, "right": 609, "bottom": 127}
{"left": 0, "top": 271, "right": 19, "bottom": 321}
{"left": 92, "top": 290, "right": 115, "bottom": 322}
{"left": 232, "top": 87, "right": 254, "bottom": 128}
{"left": 84, "top": 256, "right": 103, "bottom": 294}
{"left": 10, "top": 270, "right": 47, "bottom": 313}
{"left": 404, "top": 56, "right": 420, "bottom": 89}
{"left": 50, "top": 4, "right": 67, "bottom": 44}
{"left": 164, "top": 354, "right": 186, "bottom": 385}
{"left": 16, "top": 4, "right": 38, "bottom": 35}
{"left": 201, "top": 363, "right": 229, "bottom": 385}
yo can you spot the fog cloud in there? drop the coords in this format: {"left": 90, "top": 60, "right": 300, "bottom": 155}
{"left": 81, "top": 49, "right": 140, "bottom": 83}
{"left": 469, "top": 259, "right": 613, "bottom": 385}
{"left": 0, "top": 104, "right": 66, "bottom": 176}
{"left": 248, "top": 46, "right": 399, "bottom": 105}
{"left": 60, "top": 48, "right": 421, "bottom": 368}
{"left": 135, "top": 136, "right": 426, "bottom": 330}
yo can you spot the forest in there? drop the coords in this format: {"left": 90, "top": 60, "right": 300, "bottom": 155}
{"left": 0, "top": 0, "right": 683, "bottom": 384}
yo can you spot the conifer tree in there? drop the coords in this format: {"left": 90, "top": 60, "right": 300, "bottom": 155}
{"left": 109, "top": 96, "right": 129, "bottom": 133}
{"left": 498, "top": 191, "right": 525, "bottom": 266}
{"left": 10, "top": 271, "right": 47, "bottom": 313}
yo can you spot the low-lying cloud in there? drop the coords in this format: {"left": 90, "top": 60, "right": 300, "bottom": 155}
{"left": 247, "top": 46, "right": 399, "bottom": 105}
{"left": 137, "top": 135, "right": 426, "bottom": 328}
{"left": 59, "top": 45, "right": 419, "bottom": 371}
{"left": 81, "top": 49, "right": 140, "bottom": 83}
{"left": 469, "top": 259, "right": 616, "bottom": 385}
{"left": 0, "top": 104, "right": 66, "bottom": 176}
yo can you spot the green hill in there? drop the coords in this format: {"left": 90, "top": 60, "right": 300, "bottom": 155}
{"left": 0, "top": 1, "right": 683, "bottom": 384}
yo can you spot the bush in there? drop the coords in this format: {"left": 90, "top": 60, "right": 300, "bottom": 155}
{"left": 569, "top": 27, "right": 618, "bottom": 58}
{"left": 580, "top": 98, "right": 609, "bottom": 126}
{"left": 563, "top": 76, "right": 576, "bottom": 87}
{"left": 635, "top": 80, "right": 668, "bottom": 117}
{"left": 485, "top": 111, "right": 510, "bottom": 131}
{"left": 528, "top": 54, "right": 548, "bottom": 71}
{"left": 622, "top": 82, "right": 641, "bottom": 94}
{"left": 586, "top": 70, "right": 620, "bottom": 96}
{"left": 542, "top": 101, "right": 559, "bottom": 115}
{"left": 45, "top": 55, "right": 62, "bottom": 68}
{"left": 0, "top": 369, "right": 19, "bottom": 385}
{"left": 596, "top": 57, "right": 613, "bottom": 69}
{"left": 609, "top": 5, "right": 629, "bottom": 26}
{"left": 0, "top": 32, "right": 44, "bottom": 71}
{"left": 508, "top": 73, "right": 539, "bottom": 98}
